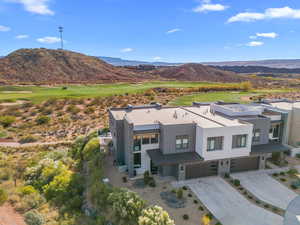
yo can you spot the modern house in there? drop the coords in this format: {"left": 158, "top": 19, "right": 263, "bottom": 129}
{"left": 109, "top": 101, "right": 294, "bottom": 180}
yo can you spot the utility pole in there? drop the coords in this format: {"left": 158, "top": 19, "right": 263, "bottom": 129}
{"left": 58, "top": 26, "right": 64, "bottom": 50}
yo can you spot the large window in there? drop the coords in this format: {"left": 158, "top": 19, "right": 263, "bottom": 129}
{"left": 232, "top": 134, "right": 247, "bottom": 148}
{"left": 133, "top": 152, "right": 141, "bottom": 168}
{"left": 150, "top": 134, "right": 159, "bottom": 144}
{"left": 133, "top": 136, "right": 141, "bottom": 152}
{"left": 252, "top": 129, "right": 261, "bottom": 142}
{"left": 176, "top": 135, "right": 189, "bottom": 149}
{"left": 207, "top": 136, "right": 223, "bottom": 151}
{"left": 269, "top": 124, "right": 280, "bottom": 140}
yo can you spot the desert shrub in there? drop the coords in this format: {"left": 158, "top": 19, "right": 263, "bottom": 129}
{"left": 148, "top": 177, "right": 156, "bottom": 187}
{"left": 193, "top": 199, "right": 198, "bottom": 204}
{"left": 41, "top": 108, "right": 53, "bottom": 115}
{"left": 108, "top": 189, "right": 146, "bottom": 225}
{"left": 233, "top": 179, "right": 240, "bottom": 186}
{"left": 66, "top": 105, "right": 80, "bottom": 114}
{"left": 264, "top": 204, "right": 270, "bottom": 208}
{"left": 206, "top": 213, "right": 213, "bottom": 220}
{"left": 18, "top": 192, "right": 45, "bottom": 212}
{"left": 0, "top": 115, "right": 16, "bottom": 127}
{"left": 188, "top": 193, "right": 192, "bottom": 197}
{"left": 24, "top": 210, "right": 44, "bottom": 225}
{"left": 19, "top": 185, "right": 37, "bottom": 196}
{"left": 287, "top": 169, "right": 298, "bottom": 177}
{"left": 138, "top": 205, "right": 175, "bottom": 225}
{"left": 143, "top": 171, "right": 151, "bottom": 185}
{"left": 62, "top": 86, "right": 68, "bottom": 90}
{"left": 176, "top": 188, "right": 183, "bottom": 199}
{"left": 182, "top": 214, "right": 189, "bottom": 220}
{"left": 240, "top": 81, "right": 252, "bottom": 91}
{"left": 0, "top": 168, "right": 10, "bottom": 181}
{"left": 19, "top": 135, "right": 38, "bottom": 144}
{"left": 84, "top": 106, "right": 95, "bottom": 114}
{"left": 35, "top": 116, "right": 50, "bottom": 125}
{"left": 0, "top": 188, "right": 8, "bottom": 206}
{"left": 182, "top": 186, "right": 188, "bottom": 190}
{"left": 198, "top": 206, "right": 204, "bottom": 211}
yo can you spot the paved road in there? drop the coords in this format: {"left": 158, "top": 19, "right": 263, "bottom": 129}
{"left": 175, "top": 177, "right": 283, "bottom": 225}
{"left": 232, "top": 171, "right": 298, "bottom": 210}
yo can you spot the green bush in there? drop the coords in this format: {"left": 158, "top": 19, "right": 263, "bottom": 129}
{"left": 143, "top": 171, "right": 151, "bottom": 185}
{"left": 198, "top": 206, "right": 204, "bottom": 211}
{"left": 224, "top": 173, "right": 230, "bottom": 179}
{"left": 0, "top": 116, "right": 16, "bottom": 127}
{"left": 182, "top": 214, "right": 189, "bottom": 220}
{"left": 19, "top": 185, "right": 37, "bottom": 196}
{"left": 35, "top": 116, "right": 50, "bottom": 125}
{"left": 0, "top": 188, "right": 8, "bottom": 206}
{"left": 176, "top": 188, "right": 183, "bottom": 199}
{"left": 138, "top": 205, "right": 175, "bottom": 225}
{"left": 148, "top": 177, "right": 156, "bottom": 187}
{"left": 24, "top": 210, "right": 44, "bottom": 225}
{"left": 233, "top": 179, "right": 240, "bottom": 186}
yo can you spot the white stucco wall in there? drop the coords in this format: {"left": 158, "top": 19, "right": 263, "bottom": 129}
{"left": 195, "top": 124, "right": 253, "bottom": 160}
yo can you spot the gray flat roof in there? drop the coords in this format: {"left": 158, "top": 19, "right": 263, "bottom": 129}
{"left": 110, "top": 105, "right": 247, "bottom": 128}
{"left": 251, "top": 143, "right": 291, "bottom": 154}
{"left": 147, "top": 149, "right": 203, "bottom": 166}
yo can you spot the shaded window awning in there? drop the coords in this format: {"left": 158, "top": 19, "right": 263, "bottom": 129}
{"left": 251, "top": 143, "right": 291, "bottom": 154}
{"left": 147, "top": 149, "right": 203, "bottom": 166}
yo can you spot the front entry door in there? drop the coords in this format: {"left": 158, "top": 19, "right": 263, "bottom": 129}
{"left": 150, "top": 160, "right": 158, "bottom": 175}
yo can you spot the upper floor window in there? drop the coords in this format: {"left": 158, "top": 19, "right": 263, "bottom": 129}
{"left": 232, "top": 134, "right": 247, "bottom": 148}
{"left": 150, "top": 134, "right": 159, "bottom": 144}
{"left": 176, "top": 135, "right": 189, "bottom": 149}
{"left": 141, "top": 134, "right": 159, "bottom": 145}
{"left": 133, "top": 136, "right": 141, "bottom": 152}
{"left": 252, "top": 129, "right": 261, "bottom": 142}
{"left": 207, "top": 136, "right": 223, "bottom": 151}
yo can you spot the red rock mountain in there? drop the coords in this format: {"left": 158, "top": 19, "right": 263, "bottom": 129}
{"left": 153, "top": 63, "right": 244, "bottom": 82}
{"left": 0, "top": 48, "right": 150, "bottom": 84}
{"left": 0, "top": 48, "right": 244, "bottom": 84}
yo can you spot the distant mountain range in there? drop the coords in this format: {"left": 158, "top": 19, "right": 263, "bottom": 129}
{"left": 99, "top": 56, "right": 300, "bottom": 69}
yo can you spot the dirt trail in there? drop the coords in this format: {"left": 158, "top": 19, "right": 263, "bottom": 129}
{"left": 0, "top": 203, "right": 26, "bottom": 225}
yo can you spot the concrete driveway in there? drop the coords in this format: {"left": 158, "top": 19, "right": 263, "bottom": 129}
{"left": 231, "top": 171, "right": 298, "bottom": 210}
{"left": 174, "top": 177, "right": 283, "bottom": 225}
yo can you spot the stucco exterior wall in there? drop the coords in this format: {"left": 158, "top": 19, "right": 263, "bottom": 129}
{"left": 290, "top": 107, "right": 300, "bottom": 147}
{"left": 195, "top": 124, "right": 253, "bottom": 161}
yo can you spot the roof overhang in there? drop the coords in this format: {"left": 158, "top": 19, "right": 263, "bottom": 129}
{"left": 147, "top": 149, "right": 203, "bottom": 166}
{"left": 251, "top": 143, "right": 291, "bottom": 154}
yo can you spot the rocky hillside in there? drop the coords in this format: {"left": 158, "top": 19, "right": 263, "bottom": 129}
{"left": 0, "top": 48, "right": 152, "bottom": 84}
{"left": 152, "top": 63, "right": 245, "bottom": 82}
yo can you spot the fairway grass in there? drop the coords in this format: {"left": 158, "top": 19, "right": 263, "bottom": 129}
{"left": 169, "top": 88, "right": 296, "bottom": 106}
{"left": 0, "top": 81, "right": 237, "bottom": 103}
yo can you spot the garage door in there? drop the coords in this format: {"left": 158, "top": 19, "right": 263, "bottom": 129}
{"left": 186, "top": 161, "right": 218, "bottom": 179}
{"left": 230, "top": 157, "right": 259, "bottom": 173}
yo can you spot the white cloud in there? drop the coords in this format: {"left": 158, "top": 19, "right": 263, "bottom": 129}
{"left": 16, "top": 34, "right": 29, "bottom": 39}
{"left": 249, "top": 35, "right": 257, "bottom": 39}
{"left": 120, "top": 48, "right": 133, "bottom": 53}
{"left": 153, "top": 56, "right": 162, "bottom": 61}
{"left": 7, "top": 0, "right": 54, "bottom": 15}
{"left": 194, "top": 3, "right": 228, "bottom": 13}
{"left": 228, "top": 6, "right": 300, "bottom": 23}
{"left": 37, "top": 36, "right": 60, "bottom": 44}
{"left": 256, "top": 32, "right": 278, "bottom": 38}
{"left": 247, "top": 41, "right": 264, "bottom": 47}
{"left": 0, "top": 25, "right": 11, "bottom": 32}
{"left": 166, "top": 28, "right": 181, "bottom": 34}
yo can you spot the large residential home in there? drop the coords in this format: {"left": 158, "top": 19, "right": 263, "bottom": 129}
{"left": 108, "top": 101, "right": 295, "bottom": 180}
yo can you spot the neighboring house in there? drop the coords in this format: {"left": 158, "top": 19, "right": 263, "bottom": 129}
{"left": 109, "top": 102, "right": 293, "bottom": 180}
{"left": 259, "top": 100, "right": 300, "bottom": 155}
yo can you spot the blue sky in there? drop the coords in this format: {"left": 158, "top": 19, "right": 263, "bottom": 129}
{"left": 1, "top": 0, "right": 300, "bottom": 62}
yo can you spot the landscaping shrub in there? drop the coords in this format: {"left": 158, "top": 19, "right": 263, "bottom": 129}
{"left": 182, "top": 186, "right": 188, "bottom": 191}
{"left": 176, "top": 188, "right": 183, "bottom": 199}
{"left": 280, "top": 172, "right": 285, "bottom": 176}
{"left": 188, "top": 193, "right": 192, "bottom": 197}
{"left": 0, "top": 115, "right": 16, "bottom": 127}
{"left": 138, "top": 205, "right": 175, "bottom": 225}
{"left": 206, "top": 213, "right": 213, "bottom": 220}
{"left": 0, "top": 188, "right": 8, "bottom": 206}
{"left": 193, "top": 199, "right": 198, "bottom": 204}
{"left": 280, "top": 178, "right": 286, "bottom": 182}
{"left": 256, "top": 200, "right": 261, "bottom": 204}
{"left": 24, "top": 210, "right": 44, "bottom": 225}
{"left": 291, "top": 184, "right": 298, "bottom": 190}
{"left": 148, "top": 177, "right": 156, "bottom": 187}
{"left": 35, "top": 116, "right": 50, "bottom": 125}
{"left": 198, "top": 206, "right": 204, "bottom": 211}
{"left": 143, "top": 171, "right": 151, "bottom": 185}
{"left": 287, "top": 169, "right": 298, "bottom": 177}
{"left": 264, "top": 204, "right": 270, "bottom": 208}
{"left": 224, "top": 173, "right": 230, "bottom": 179}
{"left": 233, "top": 179, "right": 240, "bottom": 186}
{"left": 19, "top": 135, "right": 38, "bottom": 144}
{"left": 272, "top": 173, "right": 279, "bottom": 177}
{"left": 182, "top": 214, "right": 189, "bottom": 220}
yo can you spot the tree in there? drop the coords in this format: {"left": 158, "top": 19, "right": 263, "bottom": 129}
{"left": 138, "top": 205, "right": 175, "bottom": 225}
{"left": 0, "top": 115, "right": 16, "bottom": 127}
{"left": 0, "top": 188, "right": 8, "bottom": 206}
{"left": 82, "top": 137, "right": 100, "bottom": 161}
{"left": 108, "top": 189, "right": 146, "bottom": 225}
